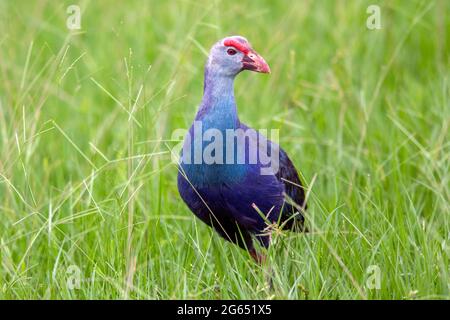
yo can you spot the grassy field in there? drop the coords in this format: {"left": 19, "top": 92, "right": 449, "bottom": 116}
{"left": 0, "top": 0, "right": 449, "bottom": 299}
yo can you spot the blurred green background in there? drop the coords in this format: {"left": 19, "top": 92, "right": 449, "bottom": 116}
{"left": 0, "top": 0, "right": 448, "bottom": 299}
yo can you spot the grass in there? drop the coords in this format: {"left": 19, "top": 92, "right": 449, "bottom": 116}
{"left": 0, "top": 0, "right": 449, "bottom": 299}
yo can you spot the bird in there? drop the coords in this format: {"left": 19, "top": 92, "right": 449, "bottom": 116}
{"left": 177, "top": 36, "right": 307, "bottom": 263}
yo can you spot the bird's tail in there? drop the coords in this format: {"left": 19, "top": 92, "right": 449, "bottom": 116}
{"left": 280, "top": 206, "right": 308, "bottom": 233}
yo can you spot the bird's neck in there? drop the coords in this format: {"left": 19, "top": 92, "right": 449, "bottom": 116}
{"left": 196, "top": 67, "right": 239, "bottom": 129}
{"left": 184, "top": 67, "right": 246, "bottom": 186}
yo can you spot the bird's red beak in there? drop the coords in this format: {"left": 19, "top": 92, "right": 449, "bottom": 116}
{"left": 242, "top": 50, "right": 271, "bottom": 74}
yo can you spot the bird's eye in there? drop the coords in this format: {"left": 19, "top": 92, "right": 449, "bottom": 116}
{"left": 227, "top": 48, "right": 237, "bottom": 55}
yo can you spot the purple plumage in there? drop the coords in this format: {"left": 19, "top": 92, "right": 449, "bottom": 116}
{"left": 177, "top": 36, "right": 307, "bottom": 263}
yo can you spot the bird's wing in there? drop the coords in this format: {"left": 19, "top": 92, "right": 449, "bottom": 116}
{"left": 275, "top": 147, "right": 307, "bottom": 229}
{"left": 239, "top": 122, "right": 307, "bottom": 230}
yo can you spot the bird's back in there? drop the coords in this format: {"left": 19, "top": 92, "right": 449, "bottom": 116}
{"left": 239, "top": 122, "right": 307, "bottom": 231}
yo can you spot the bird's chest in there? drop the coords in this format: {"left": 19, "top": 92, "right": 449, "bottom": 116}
{"left": 180, "top": 135, "right": 247, "bottom": 187}
{"left": 181, "top": 162, "right": 247, "bottom": 188}
{"left": 180, "top": 113, "right": 248, "bottom": 188}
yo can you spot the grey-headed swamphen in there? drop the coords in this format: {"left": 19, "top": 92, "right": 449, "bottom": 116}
{"left": 177, "top": 36, "right": 307, "bottom": 263}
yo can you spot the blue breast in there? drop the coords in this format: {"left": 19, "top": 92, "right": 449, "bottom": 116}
{"left": 180, "top": 98, "right": 247, "bottom": 188}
